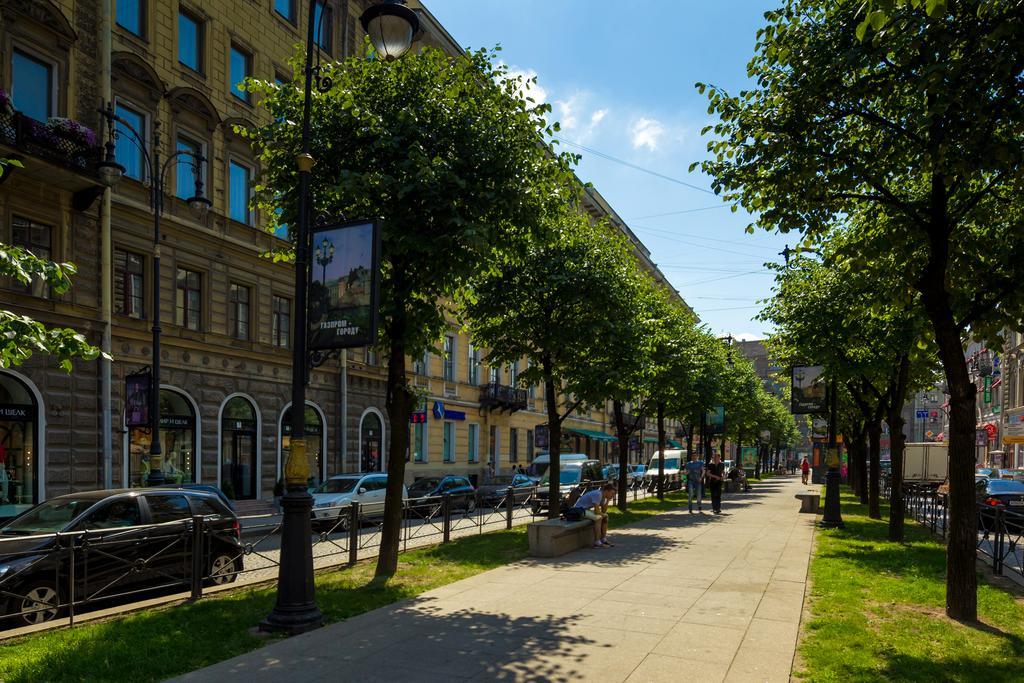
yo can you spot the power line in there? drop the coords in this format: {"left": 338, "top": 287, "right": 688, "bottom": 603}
{"left": 658, "top": 265, "right": 768, "bottom": 272}
{"left": 632, "top": 204, "right": 731, "bottom": 220}
{"left": 697, "top": 304, "right": 764, "bottom": 313}
{"left": 676, "top": 270, "right": 769, "bottom": 287}
{"left": 688, "top": 296, "right": 760, "bottom": 301}
{"left": 555, "top": 138, "right": 717, "bottom": 195}
{"left": 633, "top": 225, "right": 781, "bottom": 253}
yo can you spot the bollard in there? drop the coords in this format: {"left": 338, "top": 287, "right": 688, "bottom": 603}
{"left": 506, "top": 490, "right": 514, "bottom": 530}
{"left": 442, "top": 494, "right": 452, "bottom": 544}
{"left": 67, "top": 535, "right": 76, "bottom": 627}
{"left": 191, "top": 515, "right": 204, "bottom": 600}
{"left": 348, "top": 501, "right": 360, "bottom": 565}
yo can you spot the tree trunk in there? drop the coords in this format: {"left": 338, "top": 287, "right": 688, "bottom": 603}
{"left": 848, "top": 419, "right": 863, "bottom": 495}
{"left": 375, "top": 336, "right": 412, "bottom": 579}
{"left": 657, "top": 401, "right": 666, "bottom": 500}
{"left": 854, "top": 427, "right": 869, "bottom": 504}
{"left": 888, "top": 356, "right": 911, "bottom": 543}
{"left": 544, "top": 374, "right": 562, "bottom": 520}
{"left": 924, "top": 293, "right": 978, "bottom": 621}
{"left": 613, "top": 400, "right": 631, "bottom": 511}
{"left": 867, "top": 419, "right": 882, "bottom": 520}
{"left": 685, "top": 423, "right": 695, "bottom": 462}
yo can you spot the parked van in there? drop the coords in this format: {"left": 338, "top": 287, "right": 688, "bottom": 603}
{"left": 902, "top": 443, "right": 948, "bottom": 483}
{"left": 643, "top": 450, "right": 685, "bottom": 491}
{"left": 526, "top": 453, "right": 589, "bottom": 481}
{"left": 532, "top": 459, "right": 606, "bottom": 514}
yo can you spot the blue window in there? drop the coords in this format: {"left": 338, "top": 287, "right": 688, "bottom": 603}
{"left": 11, "top": 49, "right": 52, "bottom": 122}
{"left": 175, "top": 136, "right": 202, "bottom": 200}
{"left": 115, "top": 103, "right": 145, "bottom": 181}
{"left": 117, "top": 0, "right": 144, "bottom": 36}
{"left": 178, "top": 11, "right": 201, "bottom": 72}
{"left": 229, "top": 161, "right": 252, "bottom": 224}
{"left": 274, "top": 0, "right": 295, "bottom": 23}
{"left": 313, "top": 2, "right": 332, "bottom": 53}
{"left": 230, "top": 45, "right": 251, "bottom": 102}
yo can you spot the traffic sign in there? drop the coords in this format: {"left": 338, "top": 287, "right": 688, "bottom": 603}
{"left": 916, "top": 409, "right": 928, "bottom": 419}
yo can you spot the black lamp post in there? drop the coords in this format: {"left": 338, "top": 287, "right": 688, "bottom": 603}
{"left": 259, "top": 0, "right": 418, "bottom": 635}
{"left": 720, "top": 334, "right": 734, "bottom": 464}
{"left": 97, "top": 103, "right": 211, "bottom": 487}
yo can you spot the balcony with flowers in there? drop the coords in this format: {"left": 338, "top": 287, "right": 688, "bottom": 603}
{"left": 0, "top": 89, "right": 103, "bottom": 199}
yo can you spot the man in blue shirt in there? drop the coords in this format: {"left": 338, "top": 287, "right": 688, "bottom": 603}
{"left": 572, "top": 483, "right": 617, "bottom": 548}
{"left": 684, "top": 456, "right": 705, "bottom": 513}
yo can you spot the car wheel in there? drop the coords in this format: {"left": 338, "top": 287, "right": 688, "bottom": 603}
{"left": 9, "top": 580, "right": 60, "bottom": 626}
{"left": 208, "top": 551, "right": 239, "bottom": 585}
{"left": 335, "top": 511, "right": 351, "bottom": 532}
{"left": 465, "top": 497, "right": 476, "bottom": 513}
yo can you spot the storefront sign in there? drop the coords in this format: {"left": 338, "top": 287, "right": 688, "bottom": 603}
{"left": 308, "top": 218, "right": 381, "bottom": 350}
{"left": 791, "top": 365, "right": 827, "bottom": 414}
{"left": 0, "top": 403, "right": 31, "bottom": 421}
{"left": 977, "top": 429, "right": 990, "bottom": 446}
{"left": 1003, "top": 413, "right": 1024, "bottom": 445}
{"left": 431, "top": 402, "right": 465, "bottom": 421}
{"left": 160, "top": 415, "right": 193, "bottom": 429}
{"left": 125, "top": 370, "right": 151, "bottom": 427}
{"left": 983, "top": 376, "right": 992, "bottom": 404}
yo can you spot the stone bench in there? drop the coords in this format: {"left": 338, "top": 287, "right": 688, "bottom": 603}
{"left": 527, "top": 518, "right": 595, "bottom": 557}
{"left": 725, "top": 479, "right": 741, "bottom": 493}
{"left": 795, "top": 492, "right": 820, "bottom": 513}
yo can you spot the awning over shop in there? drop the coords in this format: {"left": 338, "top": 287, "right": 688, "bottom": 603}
{"left": 642, "top": 437, "right": 681, "bottom": 447}
{"left": 565, "top": 427, "right": 616, "bottom": 443}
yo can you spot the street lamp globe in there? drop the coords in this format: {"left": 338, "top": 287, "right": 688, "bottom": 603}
{"left": 186, "top": 195, "right": 212, "bottom": 218}
{"left": 360, "top": 0, "right": 419, "bottom": 61}
{"left": 96, "top": 145, "right": 125, "bottom": 188}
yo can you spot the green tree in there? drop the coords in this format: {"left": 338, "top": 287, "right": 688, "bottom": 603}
{"left": 698, "top": 0, "right": 1024, "bottom": 617}
{"left": 465, "top": 211, "right": 650, "bottom": 518}
{"left": 248, "top": 46, "right": 577, "bottom": 578}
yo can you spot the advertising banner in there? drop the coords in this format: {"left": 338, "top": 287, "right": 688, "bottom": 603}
{"left": 740, "top": 446, "right": 758, "bottom": 469}
{"left": 791, "top": 365, "right": 828, "bottom": 414}
{"left": 308, "top": 219, "right": 381, "bottom": 350}
{"left": 125, "top": 370, "right": 151, "bottom": 427}
{"left": 707, "top": 406, "right": 725, "bottom": 435}
{"left": 1004, "top": 412, "right": 1024, "bottom": 445}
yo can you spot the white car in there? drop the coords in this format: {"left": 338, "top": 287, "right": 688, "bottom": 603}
{"left": 643, "top": 450, "right": 685, "bottom": 490}
{"left": 310, "top": 473, "right": 406, "bottom": 530}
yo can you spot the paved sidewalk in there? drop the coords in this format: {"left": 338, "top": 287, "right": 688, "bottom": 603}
{"left": 174, "top": 476, "right": 816, "bottom": 683}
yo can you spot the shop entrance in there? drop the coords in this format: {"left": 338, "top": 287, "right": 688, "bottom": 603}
{"left": 221, "top": 396, "right": 258, "bottom": 500}
{"left": 0, "top": 372, "right": 39, "bottom": 519}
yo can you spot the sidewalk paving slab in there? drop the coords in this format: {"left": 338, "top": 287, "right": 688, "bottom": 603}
{"left": 170, "top": 475, "right": 815, "bottom": 683}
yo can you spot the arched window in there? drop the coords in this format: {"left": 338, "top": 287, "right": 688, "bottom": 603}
{"left": 0, "top": 371, "right": 41, "bottom": 517}
{"left": 359, "top": 409, "right": 384, "bottom": 472}
{"left": 220, "top": 395, "right": 258, "bottom": 500}
{"left": 127, "top": 387, "right": 198, "bottom": 487}
{"left": 279, "top": 402, "right": 326, "bottom": 487}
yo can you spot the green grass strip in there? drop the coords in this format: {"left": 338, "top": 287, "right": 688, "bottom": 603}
{"left": 796, "top": 490, "right": 1024, "bottom": 682}
{"left": 0, "top": 491, "right": 688, "bottom": 682}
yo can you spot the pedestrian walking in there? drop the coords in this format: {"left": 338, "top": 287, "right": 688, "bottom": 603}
{"left": 800, "top": 457, "right": 810, "bottom": 485}
{"left": 706, "top": 453, "right": 725, "bottom": 514}
{"left": 571, "top": 483, "right": 617, "bottom": 548}
{"left": 684, "top": 455, "right": 705, "bottom": 513}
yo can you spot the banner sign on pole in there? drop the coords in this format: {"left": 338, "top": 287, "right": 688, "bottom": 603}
{"left": 707, "top": 406, "right": 725, "bottom": 435}
{"left": 125, "top": 369, "right": 152, "bottom": 427}
{"left": 791, "top": 365, "right": 827, "bottom": 414}
{"left": 308, "top": 218, "right": 381, "bottom": 350}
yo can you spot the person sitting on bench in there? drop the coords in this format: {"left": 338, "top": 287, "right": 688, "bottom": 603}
{"left": 572, "top": 483, "right": 617, "bottom": 548}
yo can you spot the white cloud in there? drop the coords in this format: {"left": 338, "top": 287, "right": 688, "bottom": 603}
{"left": 630, "top": 117, "right": 667, "bottom": 151}
{"left": 502, "top": 66, "right": 548, "bottom": 105}
{"left": 734, "top": 332, "right": 762, "bottom": 342}
{"left": 554, "top": 92, "right": 609, "bottom": 143}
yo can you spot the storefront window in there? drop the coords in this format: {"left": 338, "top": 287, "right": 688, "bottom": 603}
{"left": 128, "top": 389, "right": 197, "bottom": 486}
{"left": 281, "top": 404, "right": 324, "bottom": 488}
{"left": 0, "top": 373, "right": 38, "bottom": 519}
{"left": 361, "top": 412, "right": 383, "bottom": 472}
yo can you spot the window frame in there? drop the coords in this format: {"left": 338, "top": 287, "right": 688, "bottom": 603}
{"left": 443, "top": 421, "right": 455, "bottom": 463}
{"left": 313, "top": 1, "right": 334, "bottom": 54}
{"left": 229, "top": 43, "right": 253, "bottom": 103}
{"left": 113, "top": 99, "right": 148, "bottom": 182}
{"left": 272, "top": 295, "right": 291, "bottom": 349}
{"left": 229, "top": 282, "right": 251, "bottom": 341}
{"left": 116, "top": 0, "right": 146, "bottom": 38}
{"left": 11, "top": 46, "right": 56, "bottom": 122}
{"left": 177, "top": 8, "right": 204, "bottom": 74}
{"left": 509, "top": 427, "right": 519, "bottom": 463}
{"left": 468, "top": 423, "right": 479, "bottom": 464}
{"left": 114, "top": 248, "right": 146, "bottom": 319}
{"left": 175, "top": 267, "right": 203, "bottom": 331}
{"left": 228, "top": 158, "right": 255, "bottom": 225}
{"left": 443, "top": 334, "right": 456, "bottom": 381}
{"left": 174, "top": 133, "right": 206, "bottom": 201}
{"left": 12, "top": 216, "right": 53, "bottom": 298}
{"left": 273, "top": 0, "right": 297, "bottom": 24}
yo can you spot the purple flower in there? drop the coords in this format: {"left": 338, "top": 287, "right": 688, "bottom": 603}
{"left": 0, "top": 90, "right": 11, "bottom": 116}
{"left": 46, "top": 117, "right": 97, "bottom": 148}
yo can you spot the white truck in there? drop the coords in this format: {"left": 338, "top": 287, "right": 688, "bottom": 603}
{"left": 901, "top": 442, "right": 948, "bottom": 483}
{"left": 643, "top": 449, "right": 686, "bottom": 491}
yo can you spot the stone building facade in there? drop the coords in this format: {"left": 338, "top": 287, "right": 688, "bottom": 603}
{"left": 0, "top": 0, "right": 689, "bottom": 517}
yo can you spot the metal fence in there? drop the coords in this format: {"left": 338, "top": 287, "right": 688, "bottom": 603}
{"left": 0, "top": 479, "right": 662, "bottom": 635}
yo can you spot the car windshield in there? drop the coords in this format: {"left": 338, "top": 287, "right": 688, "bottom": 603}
{"left": 1, "top": 498, "right": 95, "bottom": 535}
{"left": 542, "top": 468, "right": 582, "bottom": 486}
{"left": 314, "top": 478, "right": 359, "bottom": 494}
{"left": 989, "top": 480, "right": 1024, "bottom": 493}
{"left": 649, "top": 459, "right": 680, "bottom": 470}
{"left": 977, "top": 468, "right": 992, "bottom": 476}
{"left": 409, "top": 478, "right": 442, "bottom": 494}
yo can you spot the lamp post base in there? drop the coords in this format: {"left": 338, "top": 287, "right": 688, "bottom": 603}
{"left": 260, "top": 487, "right": 323, "bottom": 634}
{"left": 819, "top": 467, "right": 845, "bottom": 529}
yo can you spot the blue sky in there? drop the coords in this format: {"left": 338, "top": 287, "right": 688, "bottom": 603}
{"left": 426, "top": 0, "right": 787, "bottom": 339}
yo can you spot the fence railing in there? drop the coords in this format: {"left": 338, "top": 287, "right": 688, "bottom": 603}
{"left": 0, "top": 480, "right": 669, "bottom": 635}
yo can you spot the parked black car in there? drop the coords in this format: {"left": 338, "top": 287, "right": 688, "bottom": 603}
{"left": 532, "top": 460, "right": 606, "bottom": 514}
{"left": 475, "top": 474, "right": 536, "bottom": 507}
{"left": 407, "top": 476, "right": 477, "bottom": 513}
{"left": 977, "top": 478, "right": 1024, "bottom": 534}
{"left": 0, "top": 488, "right": 243, "bottom": 628}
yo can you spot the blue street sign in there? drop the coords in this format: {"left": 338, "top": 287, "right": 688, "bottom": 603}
{"left": 916, "top": 409, "right": 929, "bottom": 419}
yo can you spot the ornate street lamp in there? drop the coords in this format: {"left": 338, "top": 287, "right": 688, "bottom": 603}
{"left": 98, "top": 102, "right": 210, "bottom": 487}
{"left": 360, "top": 0, "right": 420, "bottom": 60}
{"left": 260, "top": 0, "right": 417, "bottom": 635}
